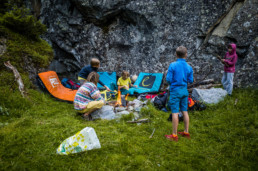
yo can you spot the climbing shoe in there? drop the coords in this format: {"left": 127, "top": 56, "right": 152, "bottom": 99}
{"left": 165, "top": 134, "right": 178, "bottom": 142}
{"left": 178, "top": 132, "right": 190, "bottom": 139}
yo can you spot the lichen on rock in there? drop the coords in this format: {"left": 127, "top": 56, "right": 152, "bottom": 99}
{"left": 23, "top": 0, "right": 258, "bottom": 87}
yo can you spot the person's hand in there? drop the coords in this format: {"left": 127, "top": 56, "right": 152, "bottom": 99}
{"left": 134, "top": 85, "right": 138, "bottom": 88}
{"left": 221, "top": 59, "right": 225, "bottom": 62}
{"left": 105, "top": 86, "right": 111, "bottom": 91}
{"left": 125, "top": 85, "right": 129, "bottom": 90}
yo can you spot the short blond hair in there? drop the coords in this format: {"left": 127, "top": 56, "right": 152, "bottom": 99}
{"left": 87, "top": 72, "right": 99, "bottom": 85}
{"left": 122, "top": 71, "right": 129, "bottom": 78}
{"left": 176, "top": 46, "right": 187, "bottom": 58}
{"left": 90, "top": 58, "right": 100, "bottom": 67}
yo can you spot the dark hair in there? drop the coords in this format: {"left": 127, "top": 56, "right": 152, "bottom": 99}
{"left": 176, "top": 46, "right": 187, "bottom": 58}
{"left": 228, "top": 44, "right": 232, "bottom": 49}
{"left": 87, "top": 72, "right": 99, "bottom": 85}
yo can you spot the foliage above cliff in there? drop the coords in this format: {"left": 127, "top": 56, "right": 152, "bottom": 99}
{"left": 0, "top": 5, "right": 53, "bottom": 86}
{"left": 1, "top": 6, "right": 47, "bottom": 40}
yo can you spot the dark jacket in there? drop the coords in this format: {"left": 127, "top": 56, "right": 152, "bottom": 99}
{"left": 78, "top": 65, "right": 104, "bottom": 86}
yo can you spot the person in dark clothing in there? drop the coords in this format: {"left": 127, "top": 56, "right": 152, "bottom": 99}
{"left": 78, "top": 58, "right": 111, "bottom": 91}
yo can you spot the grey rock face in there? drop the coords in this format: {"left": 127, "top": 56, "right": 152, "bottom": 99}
{"left": 226, "top": 0, "right": 258, "bottom": 46}
{"left": 90, "top": 105, "right": 131, "bottom": 120}
{"left": 25, "top": 0, "right": 257, "bottom": 87}
{"left": 192, "top": 88, "right": 228, "bottom": 104}
{"left": 91, "top": 105, "right": 116, "bottom": 120}
{"left": 116, "top": 110, "right": 130, "bottom": 116}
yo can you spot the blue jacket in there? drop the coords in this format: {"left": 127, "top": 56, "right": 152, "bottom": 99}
{"left": 166, "top": 58, "right": 193, "bottom": 91}
{"left": 78, "top": 65, "right": 105, "bottom": 86}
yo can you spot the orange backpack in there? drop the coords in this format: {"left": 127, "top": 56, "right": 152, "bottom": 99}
{"left": 188, "top": 96, "right": 206, "bottom": 111}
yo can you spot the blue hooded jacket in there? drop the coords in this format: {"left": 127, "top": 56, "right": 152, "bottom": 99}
{"left": 166, "top": 58, "right": 194, "bottom": 91}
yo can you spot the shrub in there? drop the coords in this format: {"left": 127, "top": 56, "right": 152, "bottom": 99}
{"left": 1, "top": 6, "right": 46, "bottom": 40}
{"left": 0, "top": 0, "right": 9, "bottom": 14}
{"left": 0, "top": 106, "right": 9, "bottom": 116}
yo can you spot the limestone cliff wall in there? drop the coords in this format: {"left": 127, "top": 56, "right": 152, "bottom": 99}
{"left": 26, "top": 0, "right": 257, "bottom": 87}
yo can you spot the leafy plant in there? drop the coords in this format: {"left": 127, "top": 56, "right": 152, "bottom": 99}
{"left": 0, "top": 106, "right": 9, "bottom": 116}
{"left": 1, "top": 6, "right": 46, "bottom": 40}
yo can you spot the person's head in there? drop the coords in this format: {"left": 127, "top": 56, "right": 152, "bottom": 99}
{"left": 90, "top": 58, "right": 100, "bottom": 68}
{"left": 121, "top": 71, "right": 129, "bottom": 80}
{"left": 228, "top": 44, "right": 233, "bottom": 53}
{"left": 176, "top": 46, "right": 187, "bottom": 58}
{"left": 87, "top": 72, "right": 99, "bottom": 85}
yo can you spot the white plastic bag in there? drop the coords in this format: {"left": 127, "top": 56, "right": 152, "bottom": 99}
{"left": 57, "top": 127, "right": 101, "bottom": 155}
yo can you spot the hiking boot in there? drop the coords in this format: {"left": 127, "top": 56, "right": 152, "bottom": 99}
{"left": 178, "top": 132, "right": 190, "bottom": 139}
{"left": 165, "top": 134, "right": 178, "bottom": 142}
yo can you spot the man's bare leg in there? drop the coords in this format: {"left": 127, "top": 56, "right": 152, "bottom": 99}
{"left": 172, "top": 113, "right": 179, "bottom": 135}
{"left": 182, "top": 111, "right": 189, "bottom": 133}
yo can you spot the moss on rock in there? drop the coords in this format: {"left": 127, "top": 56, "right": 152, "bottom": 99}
{"left": 0, "top": 5, "right": 53, "bottom": 91}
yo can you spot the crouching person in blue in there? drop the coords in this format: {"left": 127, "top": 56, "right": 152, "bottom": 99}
{"left": 165, "top": 46, "right": 193, "bottom": 142}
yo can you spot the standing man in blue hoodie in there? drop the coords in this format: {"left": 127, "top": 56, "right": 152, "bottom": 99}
{"left": 165, "top": 46, "right": 194, "bottom": 142}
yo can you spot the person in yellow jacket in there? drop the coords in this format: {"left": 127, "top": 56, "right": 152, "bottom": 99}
{"left": 117, "top": 71, "right": 137, "bottom": 95}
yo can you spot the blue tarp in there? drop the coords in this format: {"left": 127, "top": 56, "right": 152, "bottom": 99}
{"left": 128, "top": 72, "right": 163, "bottom": 95}
{"left": 97, "top": 72, "right": 117, "bottom": 91}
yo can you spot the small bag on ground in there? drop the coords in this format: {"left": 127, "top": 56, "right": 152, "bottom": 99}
{"left": 61, "top": 78, "right": 80, "bottom": 90}
{"left": 188, "top": 96, "right": 206, "bottom": 111}
{"left": 57, "top": 127, "right": 101, "bottom": 155}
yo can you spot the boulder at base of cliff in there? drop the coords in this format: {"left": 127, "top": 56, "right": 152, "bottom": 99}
{"left": 192, "top": 88, "right": 228, "bottom": 104}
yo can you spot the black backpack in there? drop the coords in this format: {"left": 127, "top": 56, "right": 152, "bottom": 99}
{"left": 153, "top": 93, "right": 168, "bottom": 110}
{"left": 167, "top": 112, "right": 184, "bottom": 122}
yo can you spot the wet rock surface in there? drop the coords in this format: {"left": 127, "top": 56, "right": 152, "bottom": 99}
{"left": 25, "top": 0, "right": 257, "bottom": 87}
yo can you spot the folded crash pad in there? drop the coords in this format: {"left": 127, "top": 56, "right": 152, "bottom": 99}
{"left": 128, "top": 72, "right": 163, "bottom": 95}
{"left": 97, "top": 72, "right": 117, "bottom": 91}
{"left": 38, "top": 71, "right": 77, "bottom": 102}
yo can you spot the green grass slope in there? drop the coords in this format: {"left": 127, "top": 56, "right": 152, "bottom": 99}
{"left": 0, "top": 88, "right": 257, "bottom": 170}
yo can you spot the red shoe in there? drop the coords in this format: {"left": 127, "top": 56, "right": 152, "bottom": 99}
{"left": 178, "top": 132, "right": 190, "bottom": 139}
{"left": 165, "top": 134, "right": 178, "bottom": 142}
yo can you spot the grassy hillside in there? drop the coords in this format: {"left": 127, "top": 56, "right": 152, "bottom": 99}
{"left": 0, "top": 87, "right": 257, "bottom": 170}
